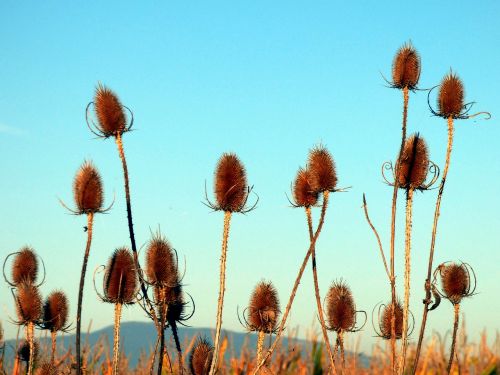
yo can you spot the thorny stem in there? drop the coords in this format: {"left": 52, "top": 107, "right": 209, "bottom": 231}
{"left": 253, "top": 197, "right": 337, "bottom": 375}
{"left": 413, "top": 117, "right": 454, "bottom": 373}
{"left": 157, "top": 288, "right": 167, "bottom": 375}
{"left": 447, "top": 304, "right": 460, "bottom": 374}
{"left": 50, "top": 331, "right": 57, "bottom": 366}
{"left": 27, "top": 322, "right": 34, "bottom": 375}
{"left": 338, "top": 331, "right": 345, "bottom": 374}
{"left": 399, "top": 188, "right": 414, "bottom": 373}
{"left": 149, "top": 336, "right": 160, "bottom": 375}
{"left": 208, "top": 211, "right": 232, "bottom": 375}
{"left": 256, "top": 331, "right": 265, "bottom": 366}
{"left": 307, "top": 194, "right": 336, "bottom": 373}
{"left": 76, "top": 212, "right": 94, "bottom": 375}
{"left": 169, "top": 319, "right": 183, "bottom": 374}
{"left": 112, "top": 303, "right": 123, "bottom": 375}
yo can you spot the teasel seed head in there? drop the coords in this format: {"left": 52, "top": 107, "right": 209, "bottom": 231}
{"left": 213, "top": 153, "right": 248, "bottom": 212}
{"left": 325, "top": 280, "right": 356, "bottom": 332}
{"left": 17, "top": 339, "right": 39, "bottom": 363}
{"left": 391, "top": 42, "right": 421, "bottom": 90}
{"left": 189, "top": 337, "right": 214, "bottom": 375}
{"left": 293, "top": 168, "right": 318, "bottom": 207}
{"left": 16, "top": 281, "right": 42, "bottom": 324}
{"left": 248, "top": 281, "right": 281, "bottom": 333}
{"left": 43, "top": 291, "right": 69, "bottom": 332}
{"left": 153, "top": 283, "right": 187, "bottom": 322}
{"left": 11, "top": 247, "right": 38, "bottom": 286}
{"left": 72, "top": 161, "right": 104, "bottom": 214}
{"left": 145, "top": 234, "right": 178, "bottom": 287}
{"left": 438, "top": 72, "right": 464, "bottom": 118}
{"left": 36, "top": 363, "right": 57, "bottom": 375}
{"left": 103, "top": 248, "right": 138, "bottom": 304}
{"left": 380, "top": 301, "right": 404, "bottom": 340}
{"left": 94, "top": 84, "right": 127, "bottom": 137}
{"left": 396, "top": 133, "right": 430, "bottom": 190}
{"left": 308, "top": 145, "right": 337, "bottom": 193}
{"left": 441, "top": 263, "right": 470, "bottom": 305}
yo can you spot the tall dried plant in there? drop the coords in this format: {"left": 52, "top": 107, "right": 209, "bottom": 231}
{"left": 42, "top": 291, "right": 69, "bottom": 365}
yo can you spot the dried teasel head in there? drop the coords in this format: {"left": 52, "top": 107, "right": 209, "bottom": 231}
{"left": 292, "top": 168, "right": 318, "bottom": 208}
{"left": 308, "top": 145, "right": 337, "bottom": 193}
{"left": 43, "top": 291, "right": 69, "bottom": 332}
{"left": 15, "top": 281, "right": 42, "bottom": 324}
{"left": 72, "top": 161, "right": 104, "bottom": 214}
{"left": 36, "top": 363, "right": 57, "bottom": 375}
{"left": 396, "top": 134, "right": 430, "bottom": 190}
{"left": 103, "top": 248, "right": 138, "bottom": 304}
{"left": 145, "top": 234, "right": 178, "bottom": 288}
{"left": 247, "top": 281, "right": 281, "bottom": 333}
{"left": 212, "top": 153, "right": 249, "bottom": 212}
{"left": 379, "top": 301, "right": 404, "bottom": 340}
{"left": 93, "top": 84, "right": 128, "bottom": 137}
{"left": 391, "top": 42, "right": 421, "bottom": 90}
{"left": 189, "top": 337, "right": 214, "bottom": 375}
{"left": 153, "top": 283, "right": 188, "bottom": 323}
{"left": 11, "top": 247, "right": 38, "bottom": 286}
{"left": 17, "top": 339, "right": 39, "bottom": 363}
{"left": 437, "top": 72, "right": 464, "bottom": 118}
{"left": 440, "top": 263, "right": 473, "bottom": 305}
{"left": 325, "top": 281, "right": 356, "bottom": 332}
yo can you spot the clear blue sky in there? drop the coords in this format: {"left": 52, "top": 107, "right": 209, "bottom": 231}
{"left": 1, "top": 1, "right": 499, "bottom": 355}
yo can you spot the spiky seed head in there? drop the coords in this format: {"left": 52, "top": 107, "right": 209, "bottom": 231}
{"left": 308, "top": 146, "right": 337, "bottom": 193}
{"left": 36, "top": 363, "right": 57, "bottom": 375}
{"left": 16, "top": 282, "right": 42, "bottom": 324}
{"left": 293, "top": 168, "right": 319, "bottom": 207}
{"left": 438, "top": 73, "right": 464, "bottom": 118}
{"left": 248, "top": 281, "right": 281, "bottom": 333}
{"left": 392, "top": 43, "right": 421, "bottom": 90}
{"left": 11, "top": 247, "right": 38, "bottom": 286}
{"left": 396, "top": 134, "right": 430, "bottom": 189}
{"left": 43, "top": 291, "right": 69, "bottom": 332}
{"left": 94, "top": 84, "right": 127, "bottom": 136}
{"left": 380, "top": 301, "right": 404, "bottom": 340}
{"left": 325, "top": 281, "right": 356, "bottom": 332}
{"left": 214, "top": 153, "right": 248, "bottom": 212}
{"left": 17, "top": 339, "right": 39, "bottom": 363}
{"left": 103, "top": 248, "right": 138, "bottom": 304}
{"left": 145, "top": 235, "right": 178, "bottom": 287}
{"left": 154, "top": 284, "right": 185, "bottom": 322}
{"left": 73, "top": 161, "right": 104, "bottom": 214}
{"left": 441, "top": 263, "right": 470, "bottom": 305}
{"left": 189, "top": 337, "right": 214, "bottom": 375}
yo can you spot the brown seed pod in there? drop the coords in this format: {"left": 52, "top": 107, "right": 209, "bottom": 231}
{"left": 308, "top": 146, "right": 337, "bottom": 193}
{"left": 441, "top": 263, "right": 470, "bottom": 305}
{"left": 213, "top": 153, "right": 248, "bottom": 212}
{"left": 380, "top": 301, "right": 404, "bottom": 340}
{"left": 325, "top": 281, "right": 356, "bottom": 332}
{"left": 103, "top": 248, "right": 138, "bottom": 304}
{"left": 396, "top": 134, "right": 430, "bottom": 189}
{"left": 16, "top": 282, "right": 42, "bottom": 324}
{"left": 36, "top": 363, "right": 57, "bottom": 375}
{"left": 247, "top": 281, "right": 281, "bottom": 333}
{"left": 145, "top": 235, "right": 178, "bottom": 287}
{"left": 94, "top": 84, "right": 127, "bottom": 136}
{"left": 43, "top": 291, "right": 69, "bottom": 332}
{"left": 17, "top": 339, "right": 39, "bottom": 363}
{"left": 438, "top": 73, "right": 464, "bottom": 118}
{"left": 11, "top": 247, "right": 38, "bottom": 286}
{"left": 391, "top": 43, "right": 421, "bottom": 90}
{"left": 73, "top": 161, "right": 104, "bottom": 214}
{"left": 292, "top": 168, "right": 318, "bottom": 207}
{"left": 189, "top": 337, "right": 214, "bottom": 375}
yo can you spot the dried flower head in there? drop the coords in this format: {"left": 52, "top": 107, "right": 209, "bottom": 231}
{"left": 379, "top": 301, "right": 404, "bottom": 340}
{"left": 36, "top": 363, "right": 57, "bottom": 375}
{"left": 189, "top": 337, "right": 214, "bottom": 375}
{"left": 437, "top": 73, "right": 464, "bottom": 118}
{"left": 325, "top": 281, "right": 356, "bottom": 332}
{"left": 247, "top": 281, "right": 281, "bottom": 333}
{"left": 72, "top": 161, "right": 104, "bottom": 214}
{"left": 17, "top": 339, "right": 39, "bottom": 363}
{"left": 145, "top": 234, "right": 178, "bottom": 287}
{"left": 11, "top": 247, "right": 38, "bottom": 286}
{"left": 440, "top": 263, "right": 472, "bottom": 305}
{"left": 308, "top": 146, "right": 337, "bottom": 193}
{"left": 292, "top": 168, "right": 318, "bottom": 207}
{"left": 94, "top": 84, "right": 127, "bottom": 137}
{"left": 391, "top": 42, "right": 421, "bottom": 90}
{"left": 43, "top": 291, "right": 69, "bottom": 332}
{"left": 396, "top": 134, "right": 430, "bottom": 190}
{"left": 16, "top": 282, "right": 42, "bottom": 324}
{"left": 212, "top": 153, "right": 248, "bottom": 212}
{"left": 103, "top": 248, "right": 138, "bottom": 304}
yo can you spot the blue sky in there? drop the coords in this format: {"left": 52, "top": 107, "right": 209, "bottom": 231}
{"left": 1, "top": 1, "right": 499, "bottom": 355}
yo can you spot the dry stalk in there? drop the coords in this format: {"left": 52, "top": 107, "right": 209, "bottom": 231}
{"left": 256, "top": 331, "right": 265, "bottom": 366}
{"left": 27, "top": 322, "right": 34, "bottom": 375}
{"left": 447, "top": 304, "right": 460, "bottom": 374}
{"left": 50, "top": 331, "right": 57, "bottom": 365}
{"left": 112, "top": 303, "right": 123, "bottom": 375}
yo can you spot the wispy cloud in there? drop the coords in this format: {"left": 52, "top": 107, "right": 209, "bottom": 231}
{"left": 0, "top": 124, "right": 27, "bottom": 136}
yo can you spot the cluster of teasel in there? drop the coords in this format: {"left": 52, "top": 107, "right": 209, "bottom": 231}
{"left": 363, "top": 42, "right": 489, "bottom": 375}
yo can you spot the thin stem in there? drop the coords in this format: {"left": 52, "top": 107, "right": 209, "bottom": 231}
{"left": 256, "top": 331, "right": 265, "bottom": 367}
{"left": 253, "top": 197, "right": 337, "bottom": 375}
{"left": 338, "top": 331, "right": 345, "bottom": 374}
{"left": 50, "top": 331, "right": 57, "bottom": 366}
{"left": 169, "top": 319, "right": 183, "bottom": 374}
{"left": 447, "top": 304, "right": 460, "bottom": 374}
{"left": 157, "top": 287, "right": 167, "bottom": 375}
{"left": 76, "top": 212, "right": 94, "bottom": 375}
{"left": 149, "top": 336, "right": 160, "bottom": 375}
{"left": 307, "top": 194, "right": 336, "bottom": 373}
{"left": 27, "top": 322, "right": 34, "bottom": 375}
{"left": 112, "top": 303, "right": 123, "bottom": 375}
{"left": 208, "top": 211, "right": 232, "bottom": 375}
{"left": 413, "top": 117, "right": 455, "bottom": 373}
{"left": 399, "top": 188, "right": 414, "bottom": 373}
